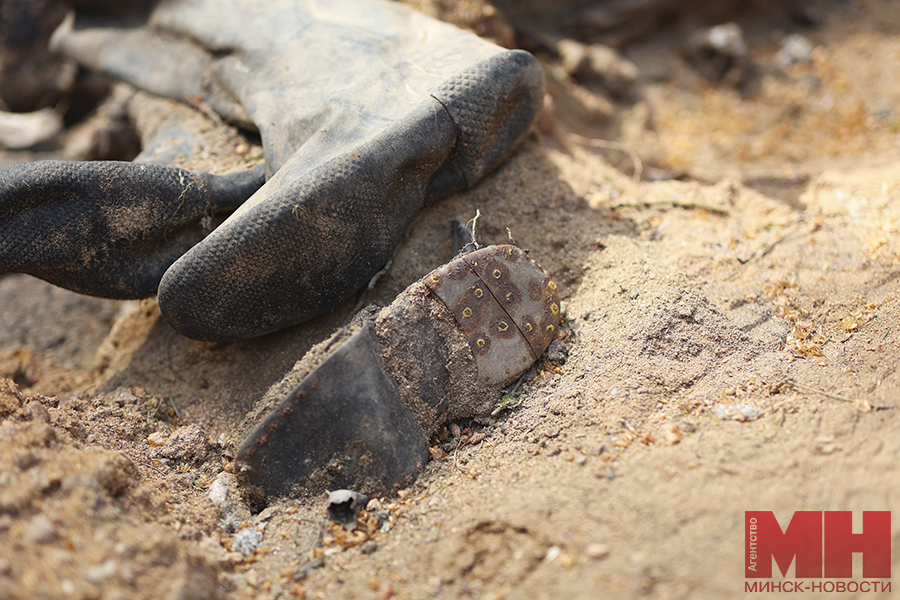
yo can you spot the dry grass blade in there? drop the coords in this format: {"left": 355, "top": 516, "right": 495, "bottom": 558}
{"left": 727, "top": 228, "right": 799, "bottom": 280}
{"left": 569, "top": 133, "right": 643, "bottom": 185}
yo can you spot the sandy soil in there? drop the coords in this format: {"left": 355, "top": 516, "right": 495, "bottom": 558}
{"left": 2, "top": 1, "right": 900, "bottom": 598}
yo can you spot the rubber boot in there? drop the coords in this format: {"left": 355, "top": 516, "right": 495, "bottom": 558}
{"left": 0, "top": 0, "right": 544, "bottom": 340}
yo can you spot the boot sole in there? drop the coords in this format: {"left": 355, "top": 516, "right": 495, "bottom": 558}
{"left": 235, "top": 245, "right": 560, "bottom": 501}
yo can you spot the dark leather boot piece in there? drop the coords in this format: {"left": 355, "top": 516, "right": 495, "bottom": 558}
{"left": 236, "top": 245, "right": 561, "bottom": 502}
{"left": 236, "top": 321, "right": 429, "bottom": 502}
{"left": 0, "top": 0, "right": 544, "bottom": 341}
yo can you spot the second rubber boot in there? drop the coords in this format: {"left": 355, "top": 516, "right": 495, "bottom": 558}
{"left": 48, "top": 0, "right": 546, "bottom": 341}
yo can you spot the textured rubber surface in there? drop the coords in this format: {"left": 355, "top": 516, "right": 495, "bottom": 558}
{"left": 0, "top": 160, "right": 263, "bottom": 298}
{"left": 157, "top": 100, "right": 458, "bottom": 341}
{"left": 159, "top": 51, "right": 544, "bottom": 341}
{"left": 2, "top": 0, "right": 545, "bottom": 340}
{"left": 431, "top": 51, "right": 545, "bottom": 195}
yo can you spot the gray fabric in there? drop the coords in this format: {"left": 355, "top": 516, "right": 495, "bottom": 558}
{"left": 1, "top": 0, "right": 544, "bottom": 340}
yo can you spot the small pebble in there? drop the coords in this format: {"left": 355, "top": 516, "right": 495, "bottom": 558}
{"left": 244, "top": 569, "right": 259, "bottom": 588}
{"left": 13, "top": 451, "right": 39, "bottom": 470}
{"left": 684, "top": 22, "right": 749, "bottom": 86}
{"left": 207, "top": 472, "right": 235, "bottom": 509}
{"left": 661, "top": 423, "right": 681, "bottom": 445}
{"left": 815, "top": 438, "right": 838, "bottom": 455}
{"left": 23, "top": 514, "right": 56, "bottom": 544}
{"left": 585, "top": 543, "right": 610, "bottom": 560}
{"left": 327, "top": 490, "right": 368, "bottom": 529}
{"left": 27, "top": 401, "right": 50, "bottom": 423}
{"left": 232, "top": 527, "right": 263, "bottom": 556}
{"left": 558, "top": 553, "right": 577, "bottom": 569}
{"left": 84, "top": 559, "right": 117, "bottom": 584}
{"left": 377, "top": 584, "right": 395, "bottom": 600}
{"left": 547, "top": 339, "right": 567, "bottom": 364}
{"left": 0, "top": 108, "right": 62, "bottom": 150}
{"left": 776, "top": 34, "right": 813, "bottom": 68}
{"left": 360, "top": 541, "right": 378, "bottom": 555}
{"left": 147, "top": 431, "right": 167, "bottom": 447}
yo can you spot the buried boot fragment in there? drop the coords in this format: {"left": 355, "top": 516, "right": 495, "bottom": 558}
{"left": 236, "top": 321, "right": 429, "bottom": 502}
{"left": 236, "top": 245, "right": 561, "bottom": 501}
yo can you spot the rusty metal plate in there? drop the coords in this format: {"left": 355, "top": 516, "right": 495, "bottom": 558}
{"left": 463, "top": 245, "right": 560, "bottom": 360}
{"left": 424, "top": 245, "right": 561, "bottom": 386}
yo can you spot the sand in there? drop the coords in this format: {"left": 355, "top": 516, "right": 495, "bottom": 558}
{"left": 1, "top": 1, "right": 899, "bottom": 598}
